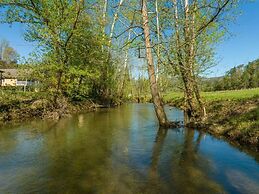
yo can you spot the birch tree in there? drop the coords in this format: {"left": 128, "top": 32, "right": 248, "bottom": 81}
{"left": 166, "top": 0, "right": 238, "bottom": 122}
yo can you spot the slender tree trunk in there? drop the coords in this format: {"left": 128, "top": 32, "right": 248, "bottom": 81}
{"left": 108, "top": 0, "right": 124, "bottom": 50}
{"left": 189, "top": 2, "right": 207, "bottom": 119}
{"left": 155, "top": 0, "right": 160, "bottom": 83}
{"left": 141, "top": 0, "right": 168, "bottom": 127}
{"left": 102, "top": 0, "right": 108, "bottom": 53}
{"left": 56, "top": 70, "right": 63, "bottom": 93}
{"left": 173, "top": 0, "right": 195, "bottom": 121}
{"left": 106, "top": 0, "right": 124, "bottom": 63}
{"left": 184, "top": 0, "right": 206, "bottom": 121}
{"left": 102, "top": 0, "right": 124, "bottom": 99}
{"left": 185, "top": 0, "right": 199, "bottom": 121}
{"left": 99, "top": 0, "right": 109, "bottom": 101}
{"left": 54, "top": 45, "right": 64, "bottom": 102}
{"left": 184, "top": 0, "right": 194, "bottom": 113}
{"left": 181, "top": 69, "right": 197, "bottom": 120}
{"left": 119, "top": 30, "right": 131, "bottom": 99}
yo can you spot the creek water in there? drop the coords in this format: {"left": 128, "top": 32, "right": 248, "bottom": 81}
{"left": 0, "top": 103, "right": 259, "bottom": 194}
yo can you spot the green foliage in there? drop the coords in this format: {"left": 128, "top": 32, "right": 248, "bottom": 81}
{"left": 0, "top": 60, "right": 17, "bottom": 69}
{"left": 0, "top": 0, "right": 118, "bottom": 103}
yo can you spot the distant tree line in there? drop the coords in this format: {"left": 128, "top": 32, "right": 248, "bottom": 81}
{"left": 202, "top": 59, "right": 259, "bottom": 91}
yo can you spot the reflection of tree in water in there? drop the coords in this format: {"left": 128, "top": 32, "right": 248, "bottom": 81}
{"left": 0, "top": 105, "right": 141, "bottom": 193}
{"left": 40, "top": 105, "right": 141, "bottom": 193}
{"left": 143, "top": 128, "right": 226, "bottom": 194}
{"left": 172, "top": 128, "right": 225, "bottom": 194}
{"left": 41, "top": 114, "right": 116, "bottom": 193}
{"left": 142, "top": 128, "right": 169, "bottom": 194}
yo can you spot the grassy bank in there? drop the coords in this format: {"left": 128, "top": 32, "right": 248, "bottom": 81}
{"left": 164, "top": 88, "right": 259, "bottom": 151}
{"left": 0, "top": 90, "right": 98, "bottom": 123}
{"left": 163, "top": 87, "right": 259, "bottom": 103}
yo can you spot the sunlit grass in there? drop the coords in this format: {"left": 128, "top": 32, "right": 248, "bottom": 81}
{"left": 0, "top": 90, "right": 45, "bottom": 107}
{"left": 163, "top": 88, "right": 259, "bottom": 103}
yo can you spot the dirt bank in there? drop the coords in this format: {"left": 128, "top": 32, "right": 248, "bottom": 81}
{"left": 0, "top": 97, "right": 99, "bottom": 124}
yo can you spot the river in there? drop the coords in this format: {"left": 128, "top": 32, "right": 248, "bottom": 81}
{"left": 0, "top": 103, "right": 259, "bottom": 194}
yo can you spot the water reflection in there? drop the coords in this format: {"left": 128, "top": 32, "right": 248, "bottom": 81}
{"left": 141, "top": 128, "right": 225, "bottom": 194}
{"left": 144, "top": 128, "right": 169, "bottom": 193}
{"left": 0, "top": 104, "right": 259, "bottom": 194}
{"left": 173, "top": 129, "right": 225, "bottom": 194}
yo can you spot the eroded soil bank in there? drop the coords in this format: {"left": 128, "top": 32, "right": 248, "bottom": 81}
{"left": 0, "top": 97, "right": 100, "bottom": 125}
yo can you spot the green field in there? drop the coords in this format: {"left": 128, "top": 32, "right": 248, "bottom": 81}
{"left": 163, "top": 88, "right": 259, "bottom": 103}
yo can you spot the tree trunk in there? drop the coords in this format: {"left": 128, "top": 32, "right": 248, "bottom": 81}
{"left": 54, "top": 70, "right": 63, "bottom": 103}
{"left": 102, "top": 0, "right": 108, "bottom": 53}
{"left": 189, "top": 2, "right": 207, "bottom": 120}
{"left": 184, "top": 0, "right": 199, "bottom": 121}
{"left": 141, "top": 0, "right": 168, "bottom": 127}
{"left": 102, "top": 0, "right": 124, "bottom": 100}
{"left": 173, "top": 0, "right": 198, "bottom": 122}
{"left": 155, "top": 0, "right": 160, "bottom": 83}
{"left": 119, "top": 30, "right": 131, "bottom": 99}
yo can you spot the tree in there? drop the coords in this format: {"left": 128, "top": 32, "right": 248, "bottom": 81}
{"left": 159, "top": 0, "right": 239, "bottom": 122}
{"left": 201, "top": 58, "right": 259, "bottom": 91}
{"left": 141, "top": 0, "right": 169, "bottom": 127}
{"left": 0, "top": 39, "right": 19, "bottom": 65}
{"left": 0, "top": 0, "right": 115, "bottom": 103}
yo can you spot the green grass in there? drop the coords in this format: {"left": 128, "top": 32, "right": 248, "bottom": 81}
{"left": 0, "top": 90, "right": 47, "bottom": 107}
{"left": 163, "top": 88, "right": 259, "bottom": 103}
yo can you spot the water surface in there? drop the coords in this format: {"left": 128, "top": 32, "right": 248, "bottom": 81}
{"left": 0, "top": 103, "right": 259, "bottom": 194}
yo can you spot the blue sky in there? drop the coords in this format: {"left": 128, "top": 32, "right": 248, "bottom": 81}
{"left": 0, "top": 1, "right": 259, "bottom": 77}
{"left": 0, "top": 23, "right": 36, "bottom": 60}
{"left": 211, "top": 0, "right": 259, "bottom": 77}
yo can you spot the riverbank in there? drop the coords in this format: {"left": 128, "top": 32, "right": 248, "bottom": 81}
{"left": 164, "top": 88, "right": 259, "bottom": 151}
{"left": 1, "top": 89, "right": 258, "bottom": 151}
{"left": 0, "top": 91, "right": 101, "bottom": 124}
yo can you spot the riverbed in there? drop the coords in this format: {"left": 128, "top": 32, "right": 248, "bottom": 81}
{"left": 0, "top": 103, "right": 259, "bottom": 193}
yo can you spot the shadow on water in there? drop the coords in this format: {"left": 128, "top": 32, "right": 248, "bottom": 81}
{"left": 142, "top": 127, "right": 226, "bottom": 194}
{"left": 0, "top": 103, "right": 259, "bottom": 193}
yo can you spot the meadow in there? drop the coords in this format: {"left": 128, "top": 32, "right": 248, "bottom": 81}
{"left": 163, "top": 88, "right": 259, "bottom": 103}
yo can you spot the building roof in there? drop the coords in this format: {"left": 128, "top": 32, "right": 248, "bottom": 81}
{"left": 0, "top": 69, "right": 18, "bottom": 78}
